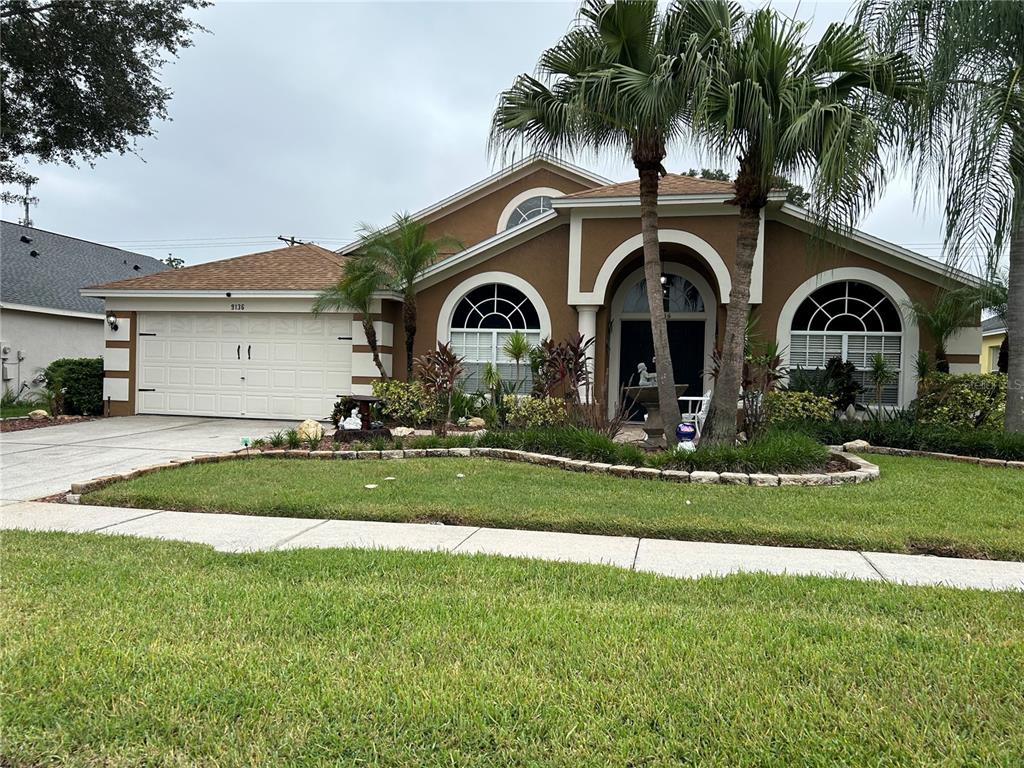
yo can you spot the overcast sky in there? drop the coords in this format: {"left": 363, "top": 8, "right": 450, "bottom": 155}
{"left": 4, "top": 1, "right": 966, "bottom": 269}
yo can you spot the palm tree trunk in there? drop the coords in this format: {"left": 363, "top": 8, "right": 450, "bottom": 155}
{"left": 703, "top": 204, "right": 760, "bottom": 446}
{"left": 403, "top": 294, "right": 417, "bottom": 379}
{"left": 1005, "top": 201, "right": 1023, "bottom": 432}
{"left": 362, "top": 318, "right": 389, "bottom": 379}
{"left": 637, "top": 164, "right": 679, "bottom": 447}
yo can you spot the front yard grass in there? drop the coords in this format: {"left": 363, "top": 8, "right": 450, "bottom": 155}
{"left": 2, "top": 531, "right": 1022, "bottom": 766}
{"left": 84, "top": 454, "right": 1024, "bottom": 560}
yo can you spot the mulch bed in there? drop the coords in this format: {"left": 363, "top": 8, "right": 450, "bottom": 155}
{"left": 1, "top": 416, "right": 96, "bottom": 433}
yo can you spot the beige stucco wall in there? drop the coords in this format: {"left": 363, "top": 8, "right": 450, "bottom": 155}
{"left": 0, "top": 308, "right": 104, "bottom": 396}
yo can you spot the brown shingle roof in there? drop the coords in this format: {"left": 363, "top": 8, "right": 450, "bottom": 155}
{"left": 561, "top": 174, "right": 734, "bottom": 199}
{"left": 87, "top": 243, "right": 346, "bottom": 291}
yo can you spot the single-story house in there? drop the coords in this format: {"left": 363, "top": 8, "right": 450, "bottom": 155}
{"left": 1, "top": 221, "right": 167, "bottom": 398}
{"left": 981, "top": 316, "right": 1007, "bottom": 373}
{"left": 82, "top": 155, "right": 983, "bottom": 420}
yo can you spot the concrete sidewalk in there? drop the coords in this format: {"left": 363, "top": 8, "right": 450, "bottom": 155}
{"left": 3, "top": 500, "right": 1022, "bottom": 592}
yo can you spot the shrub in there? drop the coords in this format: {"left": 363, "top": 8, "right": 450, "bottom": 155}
{"left": 371, "top": 380, "right": 436, "bottom": 427}
{"left": 788, "top": 357, "right": 861, "bottom": 410}
{"left": 766, "top": 390, "right": 833, "bottom": 425}
{"left": 911, "top": 373, "right": 1006, "bottom": 430}
{"left": 43, "top": 358, "right": 103, "bottom": 415}
{"left": 479, "top": 426, "right": 640, "bottom": 465}
{"left": 506, "top": 396, "right": 568, "bottom": 429}
{"left": 651, "top": 430, "right": 830, "bottom": 474}
{"left": 285, "top": 429, "right": 302, "bottom": 450}
{"left": 786, "top": 417, "right": 1024, "bottom": 462}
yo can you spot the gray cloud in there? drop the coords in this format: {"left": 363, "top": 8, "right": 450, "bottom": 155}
{"left": 6, "top": 1, "right": 954, "bottom": 268}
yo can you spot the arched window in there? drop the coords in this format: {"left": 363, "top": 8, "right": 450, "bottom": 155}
{"left": 621, "top": 274, "right": 706, "bottom": 314}
{"left": 449, "top": 283, "right": 542, "bottom": 388}
{"left": 505, "top": 196, "right": 552, "bottom": 229}
{"left": 789, "top": 280, "right": 903, "bottom": 405}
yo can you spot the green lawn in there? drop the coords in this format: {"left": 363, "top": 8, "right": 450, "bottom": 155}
{"left": 0, "top": 401, "right": 40, "bottom": 418}
{"left": 85, "top": 454, "right": 1024, "bottom": 560}
{"left": 2, "top": 532, "right": 1022, "bottom": 766}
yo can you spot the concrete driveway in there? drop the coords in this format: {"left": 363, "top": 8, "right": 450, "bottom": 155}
{"left": 0, "top": 416, "right": 300, "bottom": 501}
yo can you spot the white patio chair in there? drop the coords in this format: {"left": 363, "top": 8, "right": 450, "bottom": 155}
{"left": 678, "top": 390, "right": 713, "bottom": 442}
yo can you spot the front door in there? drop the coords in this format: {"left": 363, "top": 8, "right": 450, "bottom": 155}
{"left": 618, "top": 320, "right": 704, "bottom": 420}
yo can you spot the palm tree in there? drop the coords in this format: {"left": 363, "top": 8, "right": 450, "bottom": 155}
{"left": 349, "top": 213, "right": 460, "bottom": 377}
{"left": 490, "top": 0, "right": 707, "bottom": 446}
{"left": 907, "top": 292, "right": 977, "bottom": 373}
{"left": 673, "top": 0, "right": 916, "bottom": 445}
{"left": 313, "top": 255, "right": 389, "bottom": 379}
{"left": 859, "top": 0, "right": 1021, "bottom": 431}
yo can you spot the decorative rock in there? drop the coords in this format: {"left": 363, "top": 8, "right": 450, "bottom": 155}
{"left": 608, "top": 465, "right": 636, "bottom": 477}
{"left": 356, "top": 451, "right": 381, "bottom": 459}
{"left": 333, "top": 450, "right": 357, "bottom": 460}
{"left": 284, "top": 449, "right": 311, "bottom": 458}
{"left": 466, "top": 417, "right": 486, "bottom": 429}
{"left": 391, "top": 426, "right": 416, "bottom": 437}
{"left": 842, "top": 439, "right": 871, "bottom": 452}
{"left": 719, "top": 472, "right": 750, "bottom": 485}
{"left": 28, "top": 409, "right": 49, "bottom": 420}
{"left": 296, "top": 419, "right": 325, "bottom": 444}
{"left": 380, "top": 450, "right": 404, "bottom": 460}
{"left": 65, "top": 493, "right": 81, "bottom": 504}
{"left": 661, "top": 469, "right": 690, "bottom": 483}
{"left": 564, "top": 459, "right": 591, "bottom": 472}
{"left": 633, "top": 467, "right": 662, "bottom": 480}
{"left": 748, "top": 473, "right": 780, "bottom": 487}
{"left": 689, "top": 471, "right": 720, "bottom": 484}
{"left": 310, "top": 451, "right": 334, "bottom": 458}
{"left": 586, "top": 462, "right": 613, "bottom": 473}
{"left": 402, "top": 449, "right": 426, "bottom": 458}
{"left": 260, "top": 449, "right": 287, "bottom": 456}
{"left": 830, "top": 471, "right": 862, "bottom": 484}
{"left": 448, "top": 447, "right": 472, "bottom": 457}
{"left": 424, "top": 448, "right": 449, "bottom": 457}
{"left": 951, "top": 454, "right": 981, "bottom": 464}
{"left": 1007, "top": 461, "right": 1024, "bottom": 470}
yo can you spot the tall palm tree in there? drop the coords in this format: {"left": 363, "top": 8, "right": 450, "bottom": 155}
{"left": 490, "top": 0, "right": 706, "bottom": 446}
{"left": 313, "top": 254, "right": 388, "bottom": 379}
{"left": 349, "top": 213, "right": 460, "bottom": 378}
{"left": 671, "top": 0, "right": 915, "bottom": 445}
{"left": 858, "top": 0, "right": 1023, "bottom": 432}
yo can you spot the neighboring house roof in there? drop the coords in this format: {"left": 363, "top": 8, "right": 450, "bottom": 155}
{"left": 1, "top": 220, "right": 167, "bottom": 315}
{"left": 85, "top": 242, "right": 345, "bottom": 293}
{"left": 561, "top": 174, "right": 734, "bottom": 199}
{"left": 982, "top": 316, "right": 1006, "bottom": 336}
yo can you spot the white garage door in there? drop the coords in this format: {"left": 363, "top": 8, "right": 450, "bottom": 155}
{"left": 137, "top": 312, "right": 352, "bottom": 419}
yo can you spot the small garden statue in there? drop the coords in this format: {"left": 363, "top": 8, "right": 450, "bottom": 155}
{"left": 637, "top": 361, "right": 657, "bottom": 386}
{"left": 342, "top": 407, "right": 362, "bottom": 430}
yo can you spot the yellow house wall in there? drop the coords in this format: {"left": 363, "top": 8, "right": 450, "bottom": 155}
{"left": 980, "top": 333, "right": 1006, "bottom": 373}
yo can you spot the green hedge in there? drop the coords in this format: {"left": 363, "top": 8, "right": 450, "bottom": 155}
{"left": 43, "top": 358, "right": 103, "bottom": 416}
{"left": 651, "top": 430, "right": 830, "bottom": 474}
{"left": 912, "top": 373, "right": 1006, "bottom": 430}
{"left": 478, "top": 427, "right": 647, "bottom": 466}
{"left": 784, "top": 418, "right": 1024, "bottom": 462}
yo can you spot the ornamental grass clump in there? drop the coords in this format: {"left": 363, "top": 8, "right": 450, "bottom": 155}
{"left": 651, "top": 431, "right": 830, "bottom": 474}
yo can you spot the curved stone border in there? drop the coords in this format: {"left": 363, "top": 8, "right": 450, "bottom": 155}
{"left": 67, "top": 447, "right": 879, "bottom": 498}
{"left": 841, "top": 442, "right": 1024, "bottom": 470}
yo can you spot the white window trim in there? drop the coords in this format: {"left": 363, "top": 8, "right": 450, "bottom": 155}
{"left": 436, "top": 272, "right": 552, "bottom": 348}
{"left": 496, "top": 187, "right": 567, "bottom": 233}
{"left": 776, "top": 268, "right": 919, "bottom": 406}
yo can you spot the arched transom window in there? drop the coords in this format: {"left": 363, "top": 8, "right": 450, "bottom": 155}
{"left": 622, "top": 274, "right": 706, "bottom": 314}
{"left": 449, "top": 283, "right": 542, "bottom": 388}
{"left": 505, "top": 196, "right": 552, "bottom": 229}
{"left": 789, "top": 280, "right": 903, "bottom": 404}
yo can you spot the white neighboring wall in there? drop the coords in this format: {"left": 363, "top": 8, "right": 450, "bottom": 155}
{"left": 0, "top": 307, "right": 104, "bottom": 396}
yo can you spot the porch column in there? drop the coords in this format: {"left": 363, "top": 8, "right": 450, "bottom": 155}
{"left": 576, "top": 305, "right": 599, "bottom": 402}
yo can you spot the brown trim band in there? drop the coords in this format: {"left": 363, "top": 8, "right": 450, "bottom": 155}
{"left": 105, "top": 340, "right": 130, "bottom": 349}
{"left": 104, "top": 370, "right": 129, "bottom": 379}
{"left": 353, "top": 314, "right": 383, "bottom": 322}
{"left": 353, "top": 344, "right": 393, "bottom": 354}
{"left": 946, "top": 354, "right": 980, "bottom": 364}
{"left": 352, "top": 375, "right": 383, "bottom": 386}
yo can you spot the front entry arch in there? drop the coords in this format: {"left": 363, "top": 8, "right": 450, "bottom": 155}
{"left": 607, "top": 263, "right": 716, "bottom": 419}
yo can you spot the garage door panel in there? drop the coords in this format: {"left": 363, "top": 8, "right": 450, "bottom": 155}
{"left": 137, "top": 311, "right": 353, "bottom": 419}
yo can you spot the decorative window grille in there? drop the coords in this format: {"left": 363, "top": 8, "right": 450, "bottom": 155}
{"left": 505, "top": 196, "right": 553, "bottom": 229}
{"left": 449, "top": 284, "right": 542, "bottom": 389}
{"left": 789, "top": 281, "right": 903, "bottom": 405}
